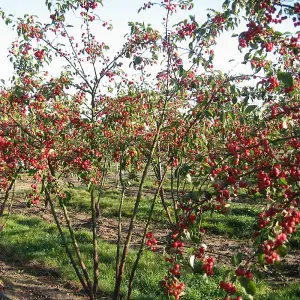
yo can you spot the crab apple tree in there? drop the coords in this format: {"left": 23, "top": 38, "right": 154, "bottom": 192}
{"left": 0, "top": 0, "right": 299, "bottom": 299}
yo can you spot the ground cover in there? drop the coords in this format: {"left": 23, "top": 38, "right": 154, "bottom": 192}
{"left": 0, "top": 176, "right": 299, "bottom": 299}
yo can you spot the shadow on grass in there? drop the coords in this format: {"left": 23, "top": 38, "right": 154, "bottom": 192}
{"left": 230, "top": 206, "right": 259, "bottom": 218}
{"left": 0, "top": 215, "right": 167, "bottom": 299}
{"left": 0, "top": 214, "right": 299, "bottom": 300}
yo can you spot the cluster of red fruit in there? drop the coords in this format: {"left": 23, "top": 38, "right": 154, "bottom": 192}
{"left": 255, "top": 208, "right": 300, "bottom": 264}
{"left": 79, "top": 11, "right": 95, "bottom": 22}
{"left": 256, "top": 170, "right": 271, "bottom": 191}
{"left": 172, "top": 239, "right": 185, "bottom": 254}
{"left": 195, "top": 246, "right": 205, "bottom": 259}
{"left": 219, "top": 281, "right": 237, "bottom": 295}
{"left": 161, "top": 277, "right": 185, "bottom": 300}
{"left": 20, "top": 43, "right": 32, "bottom": 56}
{"left": 281, "top": 210, "right": 300, "bottom": 234}
{"left": 244, "top": 21, "right": 264, "bottom": 42}
{"left": 0, "top": 136, "right": 10, "bottom": 150}
{"left": 170, "top": 230, "right": 185, "bottom": 255}
{"left": 263, "top": 239, "right": 281, "bottom": 264}
{"left": 52, "top": 84, "right": 62, "bottom": 96}
{"left": 17, "top": 23, "right": 43, "bottom": 40}
{"left": 202, "top": 257, "right": 215, "bottom": 276}
{"left": 34, "top": 49, "right": 45, "bottom": 61}
{"left": 177, "top": 22, "right": 197, "bottom": 39}
{"left": 195, "top": 246, "right": 215, "bottom": 275}
{"left": 169, "top": 263, "right": 181, "bottom": 276}
{"left": 239, "top": 37, "right": 247, "bottom": 48}
{"left": 212, "top": 14, "right": 225, "bottom": 26}
{"left": 145, "top": 231, "right": 158, "bottom": 251}
{"left": 235, "top": 268, "right": 253, "bottom": 280}
{"left": 161, "top": 230, "right": 186, "bottom": 298}
{"left": 263, "top": 42, "right": 274, "bottom": 52}
{"left": 267, "top": 76, "right": 280, "bottom": 91}
{"left": 27, "top": 184, "right": 41, "bottom": 205}
{"left": 176, "top": 213, "right": 196, "bottom": 230}
{"left": 163, "top": 0, "right": 178, "bottom": 13}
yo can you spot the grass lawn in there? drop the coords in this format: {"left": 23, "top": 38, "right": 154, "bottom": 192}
{"left": 1, "top": 174, "right": 299, "bottom": 299}
{"left": 64, "top": 186, "right": 300, "bottom": 247}
{"left": 0, "top": 213, "right": 299, "bottom": 299}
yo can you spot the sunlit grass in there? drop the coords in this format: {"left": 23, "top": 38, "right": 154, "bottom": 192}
{"left": 63, "top": 185, "right": 300, "bottom": 248}
{"left": 0, "top": 213, "right": 299, "bottom": 299}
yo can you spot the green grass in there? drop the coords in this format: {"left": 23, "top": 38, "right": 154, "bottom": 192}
{"left": 64, "top": 185, "right": 300, "bottom": 247}
{"left": 202, "top": 211, "right": 255, "bottom": 239}
{"left": 0, "top": 214, "right": 299, "bottom": 299}
{"left": 0, "top": 214, "right": 227, "bottom": 299}
{"left": 201, "top": 203, "right": 300, "bottom": 247}
{"left": 65, "top": 186, "right": 172, "bottom": 223}
{"left": 256, "top": 282, "right": 300, "bottom": 300}
{"left": 0, "top": 214, "right": 167, "bottom": 299}
{"left": 10, "top": 175, "right": 300, "bottom": 298}
{"left": 199, "top": 203, "right": 262, "bottom": 240}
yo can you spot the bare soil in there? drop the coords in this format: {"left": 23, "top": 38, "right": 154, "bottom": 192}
{"left": 0, "top": 256, "right": 87, "bottom": 300}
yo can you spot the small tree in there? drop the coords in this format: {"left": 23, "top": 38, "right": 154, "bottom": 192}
{"left": 0, "top": 0, "right": 299, "bottom": 299}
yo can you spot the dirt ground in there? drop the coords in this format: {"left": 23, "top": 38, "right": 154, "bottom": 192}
{"left": 0, "top": 256, "right": 87, "bottom": 300}
{"left": 0, "top": 177, "right": 299, "bottom": 299}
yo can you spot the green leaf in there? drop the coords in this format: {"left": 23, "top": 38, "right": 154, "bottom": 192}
{"left": 258, "top": 253, "right": 265, "bottom": 266}
{"left": 191, "top": 236, "right": 201, "bottom": 243}
{"left": 277, "top": 244, "right": 289, "bottom": 257}
{"left": 179, "top": 65, "right": 184, "bottom": 76}
{"left": 231, "top": 1, "right": 237, "bottom": 13}
{"left": 244, "top": 52, "right": 251, "bottom": 61}
{"left": 279, "top": 177, "right": 287, "bottom": 185}
{"left": 196, "top": 155, "right": 203, "bottom": 162}
{"left": 220, "top": 111, "right": 226, "bottom": 123}
{"left": 189, "top": 191, "right": 199, "bottom": 201}
{"left": 202, "top": 163, "right": 211, "bottom": 172}
{"left": 231, "top": 252, "right": 244, "bottom": 266}
{"left": 239, "top": 277, "right": 257, "bottom": 296}
{"left": 249, "top": 41, "right": 258, "bottom": 49}
{"left": 245, "top": 105, "right": 257, "bottom": 113}
{"left": 193, "top": 261, "right": 204, "bottom": 274}
{"left": 152, "top": 53, "right": 158, "bottom": 60}
{"left": 277, "top": 72, "right": 294, "bottom": 87}
{"left": 247, "top": 280, "right": 257, "bottom": 296}
{"left": 181, "top": 264, "right": 194, "bottom": 275}
{"left": 133, "top": 56, "right": 142, "bottom": 65}
{"left": 204, "top": 110, "right": 213, "bottom": 118}
{"left": 88, "top": 182, "right": 95, "bottom": 193}
{"left": 28, "top": 169, "right": 37, "bottom": 176}
{"left": 274, "top": 223, "right": 282, "bottom": 235}
{"left": 26, "top": 198, "right": 32, "bottom": 208}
